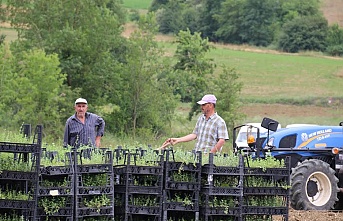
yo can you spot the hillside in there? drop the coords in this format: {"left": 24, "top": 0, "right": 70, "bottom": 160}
{"left": 321, "top": 0, "right": 343, "bottom": 27}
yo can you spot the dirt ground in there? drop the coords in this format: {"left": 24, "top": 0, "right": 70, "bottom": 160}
{"left": 289, "top": 208, "right": 343, "bottom": 221}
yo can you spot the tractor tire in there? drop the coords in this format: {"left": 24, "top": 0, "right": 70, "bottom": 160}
{"left": 290, "top": 159, "right": 339, "bottom": 210}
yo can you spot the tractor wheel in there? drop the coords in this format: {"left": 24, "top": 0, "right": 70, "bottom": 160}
{"left": 290, "top": 159, "right": 339, "bottom": 210}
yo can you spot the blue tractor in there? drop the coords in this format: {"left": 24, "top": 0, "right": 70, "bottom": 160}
{"left": 233, "top": 117, "right": 343, "bottom": 211}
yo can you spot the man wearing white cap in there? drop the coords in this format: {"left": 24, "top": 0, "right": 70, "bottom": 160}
{"left": 162, "top": 94, "right": 229, "bottom": 153}
{"left": 63, "top": 98, "right": 105, "bottom": 148}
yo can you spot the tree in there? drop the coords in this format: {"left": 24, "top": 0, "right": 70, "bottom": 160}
{"left": 278, "top": 16, "right": 328, "bottom": 53}
{"left": 6, "top": 0, "right": 126, "bottom": 107}
{"left": 0, "top": 46, "right": 67, "bottom": 137}
{"left": 214, "top": 0, "right": 279, "bottom": 46}
{"left": 167, "top": 29, "right": 215, "bottom": 105}
{"left": 210, "top": 67, "right": 244, "bottom": 131}
{"left": 199, "top": 0, "right": 226, "bottom": 42}
{"left": 326, "top": 24, "right": 343, "bottom": 56}
{"left": 107, "top": 13, "right": 177, "bottom": 139}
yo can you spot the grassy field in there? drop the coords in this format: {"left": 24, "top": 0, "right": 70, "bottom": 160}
{"left": 121, "top": 0, "right": 152, "bottom": 10}
{"left": 160, "top": 41, "right": 343, "bottom": 102}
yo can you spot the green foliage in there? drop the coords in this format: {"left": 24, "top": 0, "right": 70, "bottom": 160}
{"left": 326, "top": 24, "right": 343, "bottom": 56}
{"left": 167, "top": 29, "right": 215, "bottom": 107}
{"left": 149, "top": 0, "right": 169, "bottom": 12}
{"left": 108, "top": 12, "right": 177, "bottom": 138}
{"left": 278, "top": 15, "right": 328, "bottom": 53}
{"left": 0, "top": 214, "right": 25, "bottom": 221}
{"left": 0, "top": 47, "right": 66, "bottom": 136}
{"left": 128, "top": 9, "right": 140, "bottom": 21}
{"left": 210, "top": 66, "right": 244, "bottom": 131}
{"left": 215, "top": 0, "right": 279, "bottom": 46}
{"left": 155, "top": 0, "right": 185, "bottom": 34}
{"left": 0, "top": 153, "right": 32, "bottom": 171}
{"left": 82, "top": 174, "right": 108, "bottom": 186}
{"left": 198, "top": 0, "right": 226, "bottom": 42}
{"left": 83, "top": 195, "right": 111, "bottom": 210}
{"left": 39, "top": 196, "right": 67, "bottom": 215}
{"left": 6, "top": 0, "right": 126, "bottom": 106}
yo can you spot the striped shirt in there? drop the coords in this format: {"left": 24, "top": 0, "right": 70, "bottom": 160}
{"left": 63, "top": 112, "right": 105, "bottom": 148}
{"left": 192, "top": 113, "right": 229, "bottom": 153}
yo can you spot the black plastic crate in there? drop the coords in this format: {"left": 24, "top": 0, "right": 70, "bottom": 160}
{"left": 202, "top": 186, "right": 242, "bottom": 196}
{"left": 115, "top": 185, "right": 163, "bottom": 194}
{"left": 242, "top": 206, "right": 288, "bottom": 215}
{"left": 244, "top": 187, "right": 288, "bottom": 196}
{"left": 77, "top": 164, "right": 112, "bottom": 173}
{"left": 77, "top": 207, "right": 113, "bottom": 216}
{"left": 38, "top": 187, "right": 73, "bottom": 196}
{"left": 77, "top": 186, "right": 114, "bottom": 195}
{"left": 165, "top": 181, "right": 201, "bottom": 191}
{"left": 37, "top": 207, "right": 73, "bottom": 216}
{"left": 200, "top": 206, "right": 241, "bottom": 216}
{"left": 43, "top": 166, "right": 73, "bottom": 175}
{"left": 201, "top": 165, "right": 241, "bottom": 175}
{"left": 0, "top": 170, "right": 36, "bottom": 180}
{"left": 0, "top": 199, "right": 35, "bottom": 209}
{"left": 163, "top": 202, "right": 197, "bottom": 211}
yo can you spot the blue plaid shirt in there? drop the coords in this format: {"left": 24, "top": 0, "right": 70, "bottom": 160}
{"left": 192, "top": 113, "right": 229, "bottom": 153}
{"left": 63, "top": 112, "right": 105, "bottom": 148}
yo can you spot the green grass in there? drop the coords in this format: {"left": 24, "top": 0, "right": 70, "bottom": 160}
{"left": 0, "top": 28, "right": 18, "bottom": 43}
{"left": 159, "top": 41, "right": 343, "bottom": 101}
{"left": 121, "top": 0, "right": 153, "bottom": 10}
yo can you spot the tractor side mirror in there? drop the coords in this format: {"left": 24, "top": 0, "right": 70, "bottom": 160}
{"left": 261, "top": 117, "right": 279, "bottom": 132}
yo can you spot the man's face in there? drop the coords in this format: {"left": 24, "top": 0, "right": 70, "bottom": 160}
{"left": 74, "top": 103, "right": 88, "bottom": 117}
{"left": 201, "top": 103, "right": 212, "bottom": 115}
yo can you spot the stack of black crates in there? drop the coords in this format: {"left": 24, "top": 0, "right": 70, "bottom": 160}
{"left": 113, "top": 149, "right": 164, "bottom": 221}
{"left": 201, "top": 153, "right": 244, "bottom": 221}
{"left": 37, "top": 152, "right": 75, "bottom": 221}
{"left": 163, "top": 149, "right": 202, "bottom": 221}
{"left": 74, "top": 148, "right": 115, "bottom": 220}
{"left": 0, "top": 125, "right": 42, "bottom": 221}
{"left": 200, "top": 153, "right": 290, "bottom": 221}
{"left": 0, "top": 132, "right": 291, "bottom": 221}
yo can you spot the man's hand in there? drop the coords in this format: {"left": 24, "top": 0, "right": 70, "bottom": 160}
{"left": 95, "top": 136, "right": 101, "bottom": 148}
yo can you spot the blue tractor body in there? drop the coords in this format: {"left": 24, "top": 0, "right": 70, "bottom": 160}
{"left": 263, "top": 125, "right": 343, "bottom": 158}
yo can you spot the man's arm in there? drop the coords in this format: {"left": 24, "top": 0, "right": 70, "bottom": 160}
{"left": 170, "top": 133, "right": 197, "bottom": 145}
{"left": 95, "top": 116, "right": 105, "bottom": 148}
{"left": 210, "top": 138, "right": 226, "bottom": 153}
{"left": 63, "top": 122, "right": 70, "bottom": 148}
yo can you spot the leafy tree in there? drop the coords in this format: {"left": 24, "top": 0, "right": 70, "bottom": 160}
{"left": 170, "top": 29, "right": 215, "bottom": 106}
{"left": 107, "top": 13, "right": 177, "bottom": 139}
{"left": 278, "top": 15, "right": 328, "bottom": 53}
{"left": 199, "top": 0, "right": 226, "bottom": 42}
{"left": 326, "top": 24, "right": 343, "bottom": 56}
{"left": 0, "top": 46, "right": 66, "bottom": 137}
{"left": 240, "top": 0, "right": 279, "bottom": 46}
{"left": 213, "top": 0, "right": 244, "bottom": 44}
{"left": 149, "top": 0, "right": 169, "bottom": 12}
{"left": 156, "top": 0, "right": 185, "bottom": 34}
{"left": 278, "top": 0, "right": 321, "bottom": 22}
{"left": 6, "top": 0, "right": 126, "bottom": 107}
{"left": 215, "top": 0, "right": 279, "bottom": 46}
{"left": 210, "top": 67, "right": 244, "bottom": 131}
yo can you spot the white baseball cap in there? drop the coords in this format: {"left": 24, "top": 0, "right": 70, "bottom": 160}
{"left": 75, "top": 98, "right": 88, "bottom": 105}
{"left": 197, "top": 94, "right": 217, "bottom": 105}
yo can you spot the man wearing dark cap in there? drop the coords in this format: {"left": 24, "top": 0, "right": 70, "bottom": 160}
{"left": 162, "top": 94, "right": 229, "bottom": 153}
{"left": 63, "top": 98, "right": 105, "bottom": 148}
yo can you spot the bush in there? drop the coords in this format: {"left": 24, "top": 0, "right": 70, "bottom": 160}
{"left": 326, "top": 45, "right": 343, "bottom": 57}
{"left": 277, "top": 15, "right": 328, "bottom": 53}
